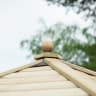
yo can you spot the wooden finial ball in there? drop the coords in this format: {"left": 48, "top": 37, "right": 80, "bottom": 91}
{"left": 42, "top": 40, "right": 53, "bottom": 52}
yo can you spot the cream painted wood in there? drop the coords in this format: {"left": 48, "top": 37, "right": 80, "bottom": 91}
{"left": 63, "top": 60, "right": 96, "bottom": 76}
{"left": 0, "top": 81, "right": 76, "bottom": 91}
{"left": 0, "top": 88, "right": 88, "bottom": 96}
{"left": 34, "top": 52, "right": 62, "bottom": 60}
{"left": 0, "top": 60, "right": 43, "bottom": 77}
{"left": 90, "top": 76, "right": 96, "bottom": 81}
{"left": 74, "top": 70, "right": 96, "bottom": 82}
{"left": 45, "top": 58, "right": 96, "bottom": 96}
{"left": 0, "top": 75, "right": 66, "bottom": 84}
{"left": 4, "top": 70, "right": 59, "bottom": 78}
{"left": 22, "top": 66, "right": 52, "bottom": 72}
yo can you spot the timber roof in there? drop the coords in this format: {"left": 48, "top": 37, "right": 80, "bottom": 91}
{"left": 0, "top": 52, "right": 96, "bottom": 96}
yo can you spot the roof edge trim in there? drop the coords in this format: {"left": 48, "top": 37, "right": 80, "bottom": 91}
{"left": 62, "top": 60, "right": 96, "bottom": 76}
{"left": 0, "top": 59, "right": 43, "bottom": 78}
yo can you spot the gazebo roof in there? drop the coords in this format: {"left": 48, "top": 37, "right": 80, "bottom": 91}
{"left": 0, "top": 41, "right": 96, "bottom": 96}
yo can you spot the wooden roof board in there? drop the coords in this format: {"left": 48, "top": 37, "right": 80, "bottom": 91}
{"left": 0, "top": 75, "right": 67, "bottom": 84}
{"left": 62, "top": 60, "right": 96, "bottom": 76}
{"left": 0, "top": 64, "right": 87, "bottom": 96}
{"left": 3, "top": 70, "right": 59, "bottom": 78}
{"left": 0, "top": 57, "right": 96, "bottom": 96}
{"left": 0, "top": 88, "right": 88, "bottom": 96}
{"left": 0, "top": 81, "right": 76, "bottom": 91}
{"left": 21, "top": 66, "right": 52, "bottom": 72}
{"left": 44, "top": 58, "right": 96, "bottom": 96}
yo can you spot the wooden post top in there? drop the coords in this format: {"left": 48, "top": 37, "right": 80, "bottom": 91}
{"left": 42, "top": 40, "right": 53, "bottom": 52}
{"left": 34, "top": 40, "right": 62, "bottom": 60}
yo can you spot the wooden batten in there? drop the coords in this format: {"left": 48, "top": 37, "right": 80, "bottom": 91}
{"left": 0, "top": 88, "right": 88, "bottom": 96}
{"left": 4, "top": 70, "right": 59, "bottom": 78}
{"left": 45, "top": 58, "right": 96, "bottom": 96}
{"left": 0, "top": 75, "right": 66, "bottom": 84}
{"left": 0, "top": 81, "right": 76, "bottom": 91}
{"left": 21, "top": 66, "right": 52, "bottom": 72}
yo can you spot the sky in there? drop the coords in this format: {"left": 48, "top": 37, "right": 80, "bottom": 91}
{"left": 0, "top": 0, "right": 89, "bottom": 72}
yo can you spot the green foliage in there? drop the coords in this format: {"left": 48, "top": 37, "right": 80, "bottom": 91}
{"left": 46, "top": 0, "right": 96, "bottom": 18}
{"left": 21, "top": 23, "right": 96, "bottom": 71}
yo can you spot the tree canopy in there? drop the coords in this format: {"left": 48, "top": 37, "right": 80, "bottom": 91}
{"left": 21, "top": 23, "right": 96, "bottom": 71}
{"left": 21, "top": 0, "right": 96, "bottom": 71}
{"left": 46, "top": 0, "right": 96, "bottom": 18}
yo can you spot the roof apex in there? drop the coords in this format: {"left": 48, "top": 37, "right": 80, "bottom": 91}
{"left": 34, "top": 40, "right": 62, "bottom": 60}
{"left": 34, "top": 52, "right": 62, "bottom": 60}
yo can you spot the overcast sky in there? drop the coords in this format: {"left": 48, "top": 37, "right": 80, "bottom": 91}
{"left": 0, "top": 0, "right": 88, "bottom": 72}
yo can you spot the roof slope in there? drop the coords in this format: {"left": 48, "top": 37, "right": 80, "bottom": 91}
{"left": 0, "top": 57, "right": 96, "bottom": 96}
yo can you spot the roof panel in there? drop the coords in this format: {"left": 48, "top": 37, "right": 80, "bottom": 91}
{"left": 21, "top": 66, "right": 52, "bottom": 72}
{"left": 0, "top": 56, "right": 95, "bottom": 96}
{"left": 0, "top": 75, "right": 66, "bottom": 84}
{"left": 4, "top": 70, "right": 59, "bottom": 78}
{"left": 0, "top": 88, "right": 88, "bottom": 96}
{"left": 0, "top": 81, "right": 76, "bottom": 91}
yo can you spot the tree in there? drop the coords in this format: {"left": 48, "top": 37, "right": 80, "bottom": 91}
{"left": 21, "top": 23, "right": 96, "bottom": 71}
{"left": 46, "top": 0, "right": 96, "bottom": 18}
